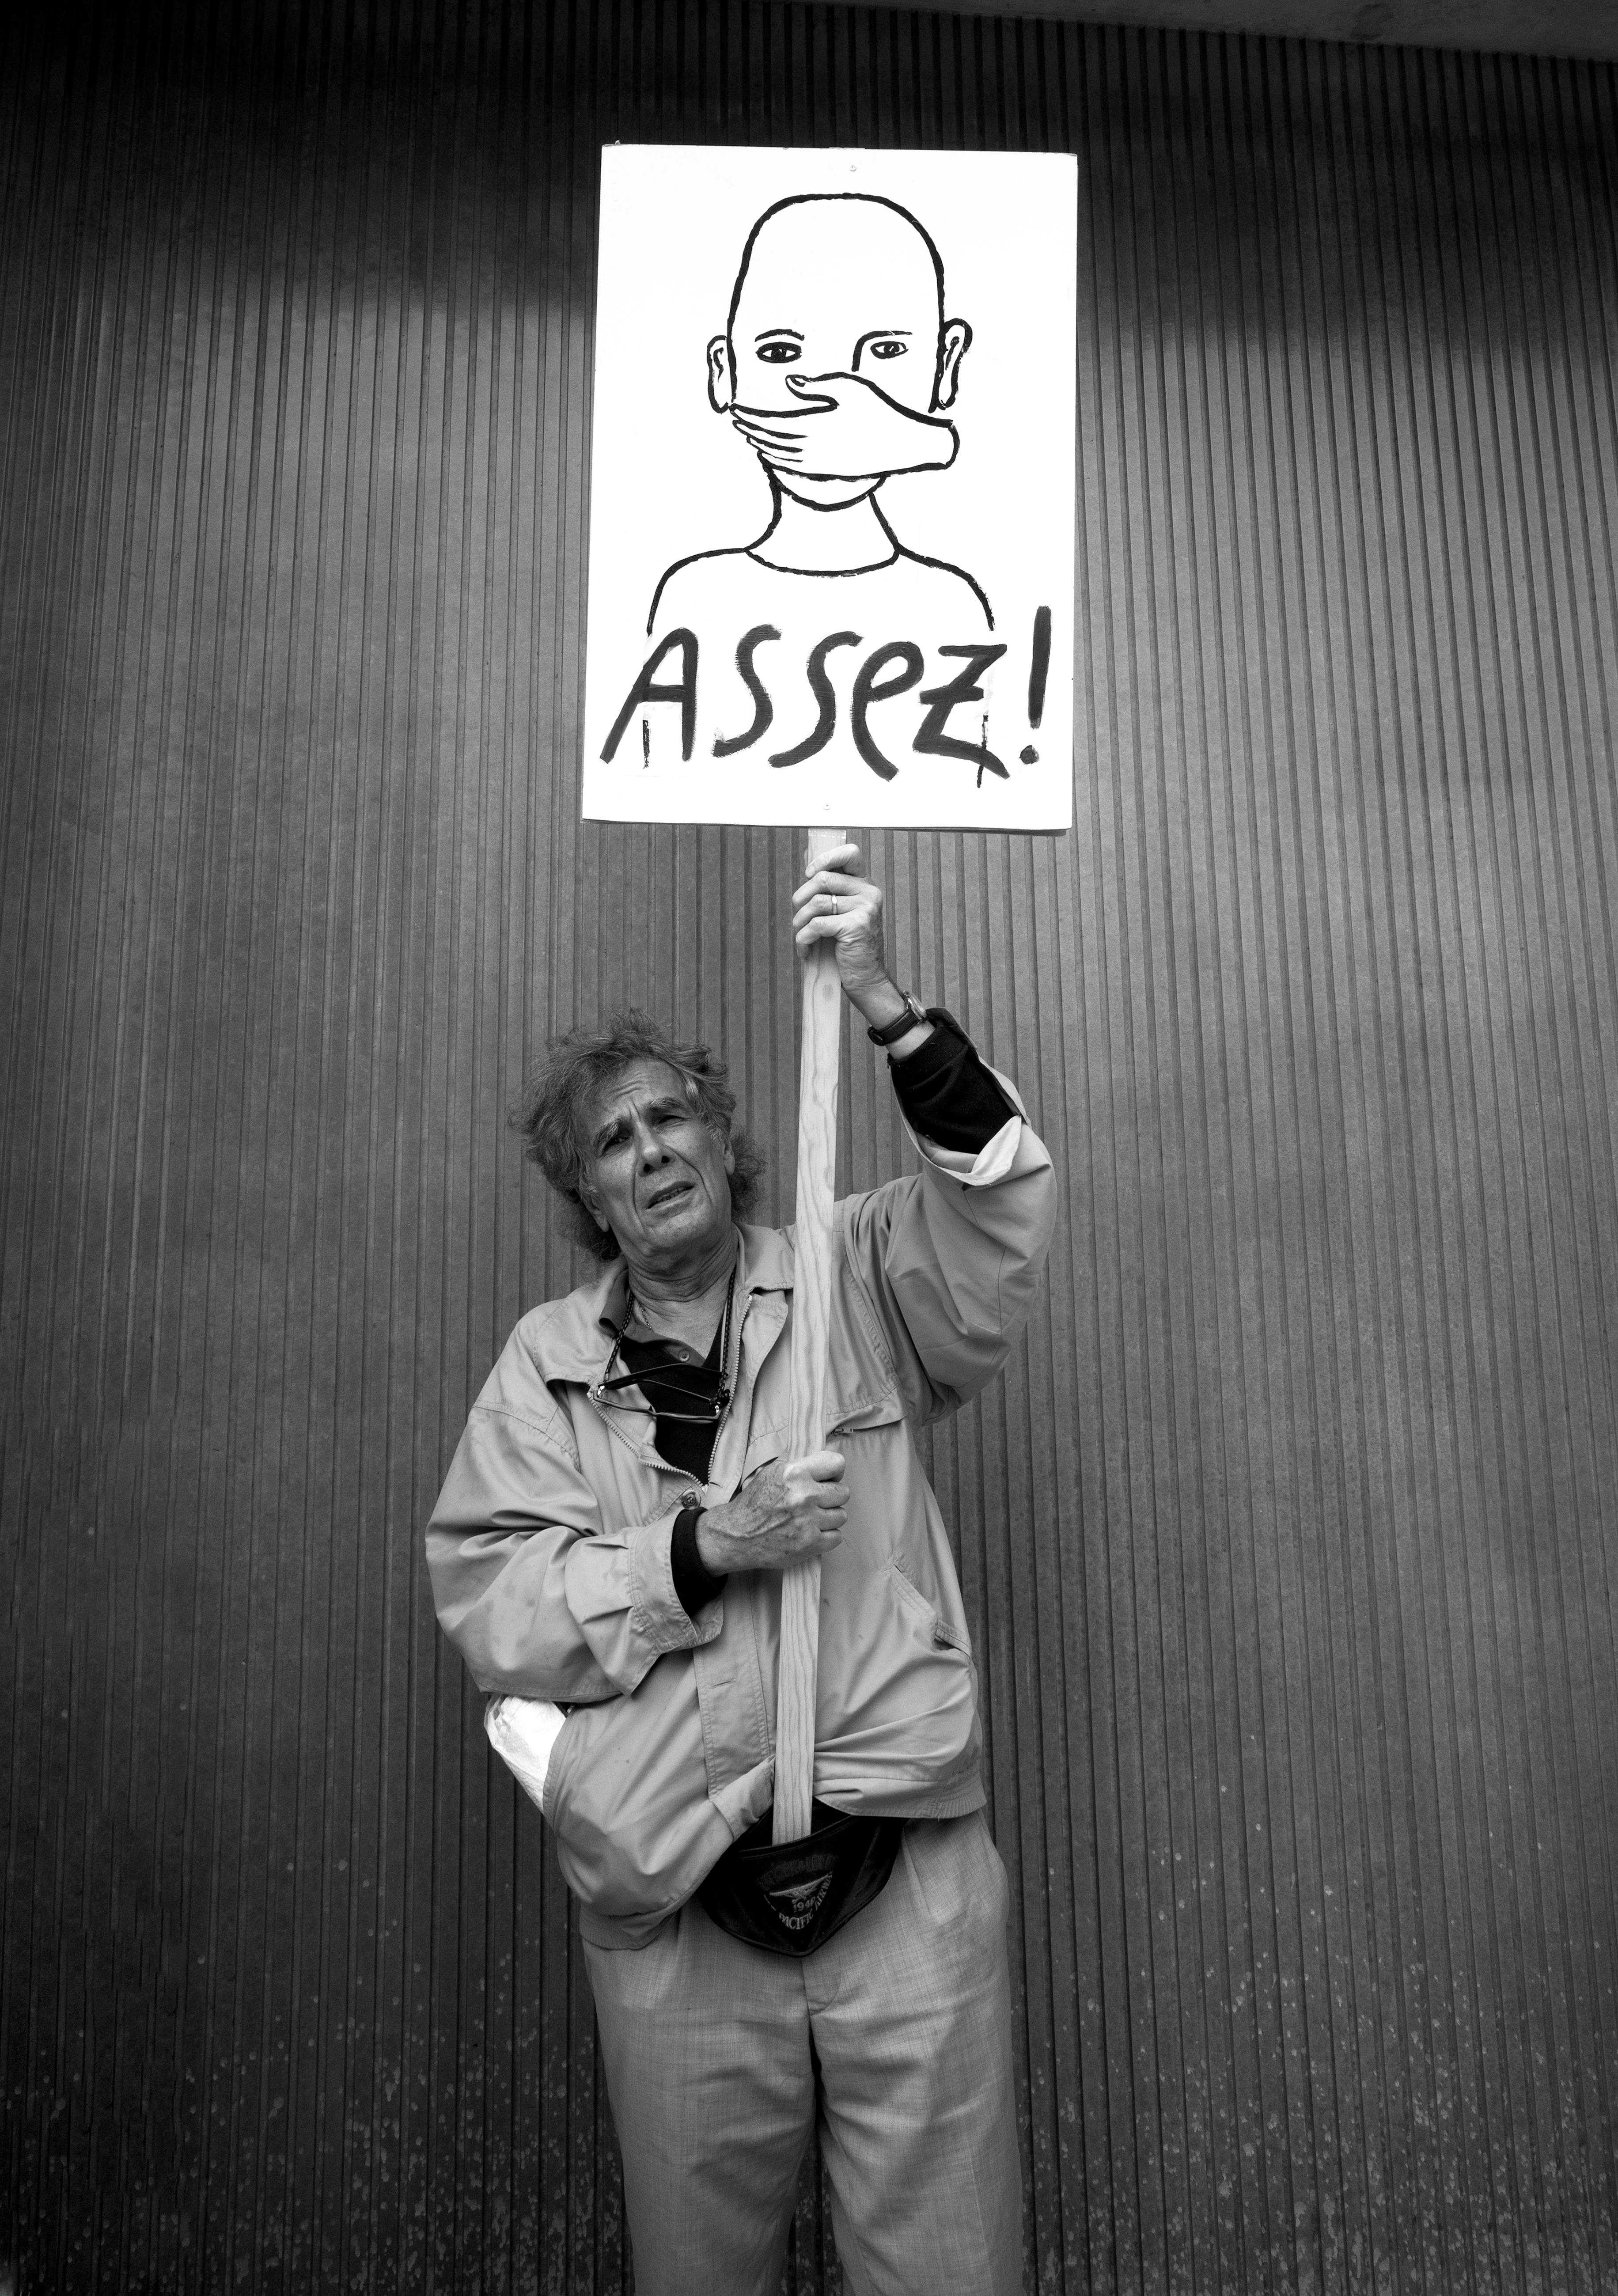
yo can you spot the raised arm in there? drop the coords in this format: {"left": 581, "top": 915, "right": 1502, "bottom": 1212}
{"left": 791, "top": 844, "right": 1057, "bottom": 1420}
{"left": 838, "top": 1090, "right": 1055, "bottom": 1425}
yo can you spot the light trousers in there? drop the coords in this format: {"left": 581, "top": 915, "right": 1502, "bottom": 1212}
{"left": 584, "top": 1809, "right": 1023, "bottom": 2296}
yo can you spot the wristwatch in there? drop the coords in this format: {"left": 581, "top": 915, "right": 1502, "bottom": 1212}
{"left": 867, "top": 992, "right": 929, "bottom": 1047}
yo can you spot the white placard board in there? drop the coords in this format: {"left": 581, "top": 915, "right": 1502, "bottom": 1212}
{"left": 580, "top": 144, "right": 1077, "bottom": 831}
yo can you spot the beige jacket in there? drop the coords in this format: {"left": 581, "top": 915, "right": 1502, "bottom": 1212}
{"left": 426, "top": 1094, "right": 1055, "bottom": 1948}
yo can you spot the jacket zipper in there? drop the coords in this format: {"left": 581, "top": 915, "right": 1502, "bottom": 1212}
{"left": 587, "top": 1392, "right": 702, "bottom": 1497}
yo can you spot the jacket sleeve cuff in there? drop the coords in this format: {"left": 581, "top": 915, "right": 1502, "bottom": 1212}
{"left": 626, "top": 1507, "right": 724, "bottom": 1657}
{"left": 906, "top": 1066, "right": 1027, "bottom": 1187}
{"left": 561, "top": 1503, "right": 723, "bottom": 1695}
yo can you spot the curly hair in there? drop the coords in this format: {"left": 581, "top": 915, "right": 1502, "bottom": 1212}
{"left": 509, "top": 1009, "right": 767, "bottom": 1262}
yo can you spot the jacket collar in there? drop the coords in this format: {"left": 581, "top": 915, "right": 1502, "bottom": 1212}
{"left": 526, "top": 1220, "right": 795, "bottom": 1385}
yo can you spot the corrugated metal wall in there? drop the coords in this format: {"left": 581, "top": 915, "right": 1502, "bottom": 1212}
{"left": 3, "top": 4, "right": 1615, "bottom": 2289}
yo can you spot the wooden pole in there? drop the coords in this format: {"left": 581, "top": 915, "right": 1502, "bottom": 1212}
{"left": 773, "top": 826, "right": 845, "bottom": 1845}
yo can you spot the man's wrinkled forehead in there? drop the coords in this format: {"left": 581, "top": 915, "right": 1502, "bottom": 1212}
{"left": 582, "top": 1057, "right": 697, "bottom": 1150}
{"left": 728, "top": 198, "right": 945, "bottom": 343}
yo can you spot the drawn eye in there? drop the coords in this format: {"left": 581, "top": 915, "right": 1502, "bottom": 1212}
{"left": 756, "top": 342, "right": 800, "bottom": 364}
{"left": 868, "top": 340, "right": 906, "bottom": 360}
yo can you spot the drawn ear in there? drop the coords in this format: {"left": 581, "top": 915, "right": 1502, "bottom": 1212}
{"left": 707, "top": 334, "right": 735, "bottom": 413}
{"left": 577, "top": 1180, "right": 611, "bottom": 1234}
{"left": 933, "top": 318, "right": 973, "bottom": 411}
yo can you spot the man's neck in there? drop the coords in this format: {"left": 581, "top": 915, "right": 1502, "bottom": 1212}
{"left": 623, "top": 1231, "right": 738, "bottom": 1350}
{"left": 750, "top": 489, "right": 898, "bottom": 575}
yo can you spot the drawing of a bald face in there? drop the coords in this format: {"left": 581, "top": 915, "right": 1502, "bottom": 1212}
{"left": 706, "top": 194, "right": 971, "bottom": 510}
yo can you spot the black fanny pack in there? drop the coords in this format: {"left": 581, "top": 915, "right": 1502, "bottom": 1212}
{"left": 697, "top": 1802, "right": 902, "bottom": 1958}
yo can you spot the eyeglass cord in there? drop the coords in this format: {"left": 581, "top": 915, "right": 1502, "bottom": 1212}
{"left": 592, "top": 1259, "right": 738, "bottom": 1427}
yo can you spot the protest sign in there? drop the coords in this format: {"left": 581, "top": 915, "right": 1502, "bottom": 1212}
{"left": 583, "top": 144, "right": 1076, "bottom": 832}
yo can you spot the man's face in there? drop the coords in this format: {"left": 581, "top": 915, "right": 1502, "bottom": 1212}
{"left": 579, "top": 1058, "right": 735, "bottom": 1274}
{"left": 708, "top": 197, "right": 969, "bottom": 507}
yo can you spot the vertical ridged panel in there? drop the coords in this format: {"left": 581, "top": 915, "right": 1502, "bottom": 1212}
{"left": 2, "top": 6, "right": 1614, "bottom": 2291}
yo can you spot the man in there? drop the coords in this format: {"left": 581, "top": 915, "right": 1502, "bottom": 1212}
{"left": 426, "top": 846, "right": 1054, "bottom": 2295}
{"left": 650, "top": 191, "right": 993, "bottom": 640}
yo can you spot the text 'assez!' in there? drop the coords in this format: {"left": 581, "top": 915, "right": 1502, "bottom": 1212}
{"left": 603, "top": 606, "right": 1053, "bottom": 785}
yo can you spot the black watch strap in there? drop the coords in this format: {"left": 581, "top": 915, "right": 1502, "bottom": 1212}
{"left": 867, "top": 992, "right": 928, "bottom": 1046}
